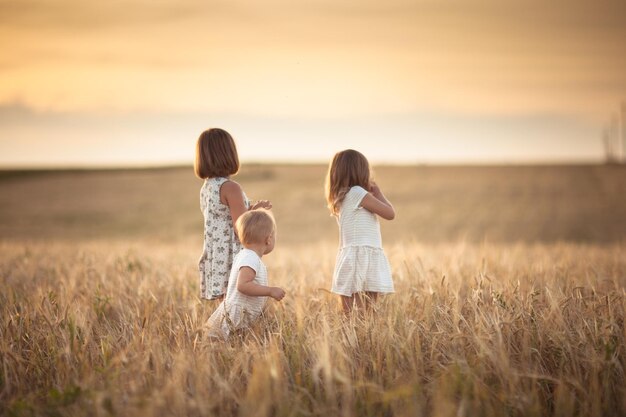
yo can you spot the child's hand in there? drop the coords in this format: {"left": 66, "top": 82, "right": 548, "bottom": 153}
{"left": 250, "top": 200, "right": 272, "bottom": 210}
{"left": 269, "top": 287, "right": 286, "bottom": 301}
{"left": 369, "top": 181, "right": 381, "bottom": 195}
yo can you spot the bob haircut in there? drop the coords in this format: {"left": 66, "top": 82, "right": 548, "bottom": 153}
{"left": 235, "top": 209, "right": 276, "bottom": 246}
{"left": 325, "top": 149, "right": 371, "bottom": 216}
{"left": 194, "top": 128, "right": 240, "bottom": 179}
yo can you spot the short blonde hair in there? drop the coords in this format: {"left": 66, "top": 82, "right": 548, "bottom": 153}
{"left": 236, "top": 209, "right": 276, "bottom": 246}
{"left": 194, "top": 128, "right": 240, "bottom": 179}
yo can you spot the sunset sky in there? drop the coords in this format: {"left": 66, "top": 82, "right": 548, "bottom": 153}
{"left": 1, "top": 0, "right": 625, "bottom": 166}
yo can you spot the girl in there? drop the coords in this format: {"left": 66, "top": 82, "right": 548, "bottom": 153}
{"left": 194, "top": 128, "right": 271, "bottom": 301}
{"left": 207, "top": 209, "right": 286, "bottom": 339}
{"left": 325, "top": 149, "right": 395, "bottom": 312}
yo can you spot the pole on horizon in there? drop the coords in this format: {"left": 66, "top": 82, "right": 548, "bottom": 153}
{"left": 601, "top": 102, "right": 625, "bottom": 164}
{"left": 621, "top": 101, "right": 626, "bottom": 163}
{"left": 610, "top": 114, "right": 620, "bottom": 162}
{"left": 603, "top": 126, "right": 613, "bottom": 163}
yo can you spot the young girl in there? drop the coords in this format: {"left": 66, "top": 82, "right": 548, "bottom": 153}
{"left": 325, "top": 149, "right": 395, "bottom": 312}
{"left": 206, "top": 209, "right": 286, "bottom": 339}
{"left": 194, "top": 128, "right": 271, "bottom": 300}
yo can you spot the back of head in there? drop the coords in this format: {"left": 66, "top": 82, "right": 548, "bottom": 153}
{"left": 236, "top": 209, "right": 276, "bottom": 246}
{"left": 194, "top": 128, "right": 240, "bottom": 179}
{"left": 325, "top": 149, "right": 371, "bottom": 215}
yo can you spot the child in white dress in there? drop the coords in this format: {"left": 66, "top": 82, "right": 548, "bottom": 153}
{"left": 194, "top": 128, "right": 271, "bottom": 301}
{"left": 325, "top": 149, "right": 396, "bottom": 312}
{"left": 206, "top": 209, "right": 286, "bottom": 339}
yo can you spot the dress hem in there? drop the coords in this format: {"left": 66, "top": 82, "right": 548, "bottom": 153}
{"left": 331, "top": 288, "right": 395, "bottom": 297}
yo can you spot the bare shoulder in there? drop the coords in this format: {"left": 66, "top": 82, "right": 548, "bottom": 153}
{"left": 220, "top": 179, "right": 245, "bottom": 205}
{"left": 220, "top": 179, "right": 242, "bottom": 194}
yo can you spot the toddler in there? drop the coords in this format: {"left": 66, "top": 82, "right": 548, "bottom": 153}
{"left": 206, "top": 209, "right": 285, "bottom": 339}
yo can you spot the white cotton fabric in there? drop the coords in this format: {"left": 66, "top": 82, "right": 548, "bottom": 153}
{"left": 207, "top": 248, "right": 268, "bottom": 339}
{"left": 331, "top": 185, "right": 394, "bottom": 296}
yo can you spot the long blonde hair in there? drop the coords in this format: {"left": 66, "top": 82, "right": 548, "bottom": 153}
{"left": 325, "top": 149, "right": 370, "bottom": 215}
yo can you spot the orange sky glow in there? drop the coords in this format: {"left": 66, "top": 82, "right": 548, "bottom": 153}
{"left": 1, "top": 0, "right": 625, "bottom": 166}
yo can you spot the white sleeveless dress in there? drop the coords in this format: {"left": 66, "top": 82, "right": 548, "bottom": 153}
{"left": 199, "top": 177, "right": 249, "bottom": 300}
{"left": 207, "top": 248, "right": 269, "bottom": 339}
{"left": 331, "top": 186, "right": 394, "bottom": 296}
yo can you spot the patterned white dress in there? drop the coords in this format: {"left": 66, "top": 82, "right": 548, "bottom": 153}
{"left": 207, "top": 248, "right": 269, "bottom": 339}
{"left": 332, "top": 186, "right": 394, "bottom": 296}
{"left": 199, "top": 177, "right": 249, "bottom": 300}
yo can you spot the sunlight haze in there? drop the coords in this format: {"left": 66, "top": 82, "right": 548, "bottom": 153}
{"left": 1, "top": 0, "right": 625, "bottom": 166}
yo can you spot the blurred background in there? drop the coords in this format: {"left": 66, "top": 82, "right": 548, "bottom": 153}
{"left": 0, "top": 0, "right": 625, "bottom": 245}
{"left": 1, "top": 0, "right": 625, "bottom": 166}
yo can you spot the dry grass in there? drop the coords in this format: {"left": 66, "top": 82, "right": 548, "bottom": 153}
{"left": 1, "top": 240, "right": 624, "bottom": 416}
{"left": 1, "top": 165, "right": 625, "bottom": 416}
{"left": 1, "top": 164, "right": 625, "bottom": 244}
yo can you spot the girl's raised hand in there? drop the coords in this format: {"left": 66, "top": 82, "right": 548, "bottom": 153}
{"left": 250, "top": 200, "right": 272, "bottom": 210}
{"left": 362, "top": 181, "right": 395, "bottom": 220}
{"left": 369, "top": 181, "right": 381, "bottom": 195}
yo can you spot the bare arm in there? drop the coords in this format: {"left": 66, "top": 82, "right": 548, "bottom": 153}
{"left": 236, "top": 267, "right": 286, "bottom": 301}
{"left": 220, "top": 181, "right": 248, "bottom": 226}
{"left": 360, "top": 182, "right": 395, "bottom": 220}
{"left": 220, "top": 181, "right": 273, "bottom": 220}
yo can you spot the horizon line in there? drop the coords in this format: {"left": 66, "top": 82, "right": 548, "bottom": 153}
{"left": 0, "top": 158, "right": 620, "bottom": 171}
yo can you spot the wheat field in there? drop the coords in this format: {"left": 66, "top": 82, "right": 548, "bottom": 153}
{"left": 1, "top": 164, "right": 625, "bottom": 416}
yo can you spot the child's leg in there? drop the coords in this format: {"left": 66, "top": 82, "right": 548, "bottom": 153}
{"left": 340, "top": 292, "right": 379, "bottom": 313}
{"left": 340, "top": 295, "right": 354, "bottom": 313}
{"left": 365, "top": 292, "right": 378, "bottom": 303}
{"left": 355, "top": 292, "right": 378, "bottom": 310}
